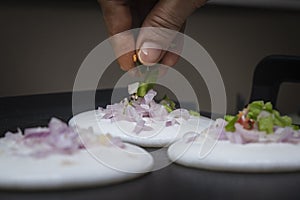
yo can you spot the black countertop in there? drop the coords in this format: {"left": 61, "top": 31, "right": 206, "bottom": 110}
{"left": 1, "top": 90, "right": 300, "bottom": 200}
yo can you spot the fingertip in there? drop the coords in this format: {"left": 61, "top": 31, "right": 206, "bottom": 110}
{"left": 118, "top": 52, "right": 136, "bottom": 71}
{"left": 161, "top": 52, "right": 180, "bottom": 67}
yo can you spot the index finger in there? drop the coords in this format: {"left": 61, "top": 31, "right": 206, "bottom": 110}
{"left": 98, "top": 0, "right": 136, "bottom": 71}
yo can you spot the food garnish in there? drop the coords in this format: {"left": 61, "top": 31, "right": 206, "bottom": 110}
{"left": 99, "top": 83, "right": 200, "bottom": 134}
{"left": 186, "top": 101, "right": 300, "bottom": 144}
{"left": 225, "top": 101, "right": 297, "bottom": 133}
{"left": 0, "top": 118, "right": 125, "bottom": 158}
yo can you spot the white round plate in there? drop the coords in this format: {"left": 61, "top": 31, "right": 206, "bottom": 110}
{"left": 168, "top": 135, "right": 300, "bottom": 173}
{"left": 69, "top": 110, "right": 214, "bottom": 147}
{"left": 0, "top": 143, "right": 153, "bottom": 190}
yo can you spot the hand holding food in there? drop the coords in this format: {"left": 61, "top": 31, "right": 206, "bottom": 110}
{"left": 98, "top": 0, "right": 207, "bottom": 70}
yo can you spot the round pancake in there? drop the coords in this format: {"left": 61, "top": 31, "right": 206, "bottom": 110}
{"left": 0, "top": 143, "right": 153, "bottom": 189}
{"left": 69, "top": 110, "right": 214, "bottom": 147}
{"left": 168, "top": 135, "right": 300, "bottom": 172}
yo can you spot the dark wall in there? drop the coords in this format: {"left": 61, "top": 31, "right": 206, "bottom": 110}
{"left": 0, "top": 1, "right": 300, "bottom": 114}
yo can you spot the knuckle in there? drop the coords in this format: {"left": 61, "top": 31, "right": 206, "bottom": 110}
{"left": 148, "top": 7, "right": 184, "bottom": 31}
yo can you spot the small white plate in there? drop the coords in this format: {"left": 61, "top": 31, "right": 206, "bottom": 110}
{"left": 168, "top": 135, "right": 300, "bottom": 173}
{"left": 0, "top": 143, "right": 153, "bottom": 190}
{"left": 69, "top": 110, "right": 214, "bottom": 147}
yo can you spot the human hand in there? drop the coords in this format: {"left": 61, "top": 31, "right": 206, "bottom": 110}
{"left": 98, "top": 0, "right": 207, "bottom": 71}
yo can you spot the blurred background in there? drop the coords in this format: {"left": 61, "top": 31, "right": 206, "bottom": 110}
{"left": 0, "top": 0, "right": 299, "bottom": 116}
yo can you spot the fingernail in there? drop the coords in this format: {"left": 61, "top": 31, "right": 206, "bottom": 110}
{"left": 138, "top": 41, "right": 162, "bottom": 66}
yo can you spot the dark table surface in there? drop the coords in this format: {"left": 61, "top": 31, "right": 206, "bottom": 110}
{"left": 1, "top": 90, "right": 300, "bottom": 200}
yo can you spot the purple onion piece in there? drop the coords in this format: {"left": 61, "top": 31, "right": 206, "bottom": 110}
{"left": 144, "top": 89, "right": 157, "bottom": 105}
{"left": 133, "top": 120, "right": 146, "bottom": 134}
{"left": 24, "top": 127, "right": 50, "bottom": 139}
{"left": 234, "top": 123, "right": 260, "bottom": 143}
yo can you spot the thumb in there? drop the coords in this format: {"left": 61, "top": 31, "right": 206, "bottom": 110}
{"left": 137, "top": 0, "right": 206, "bottom": 65}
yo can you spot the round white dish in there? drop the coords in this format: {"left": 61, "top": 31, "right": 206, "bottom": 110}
{"left": 168, "top": 135, "right": 300, "bottom": 173}
{"left": 69, "top": 110, "right": 213, "bottom": 147}
{"left": 0, "top": 143, "right": 153, "bottom": 189}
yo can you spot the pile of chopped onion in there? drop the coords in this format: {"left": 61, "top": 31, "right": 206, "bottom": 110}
{"left": 99, "top": 89, "right": 192, "bottom": 134}
{"left": 186, "top": 118, "right": 300, "bottom": 144}
{"left": 0, "top": 118, "right": 125, "bottom": 158}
